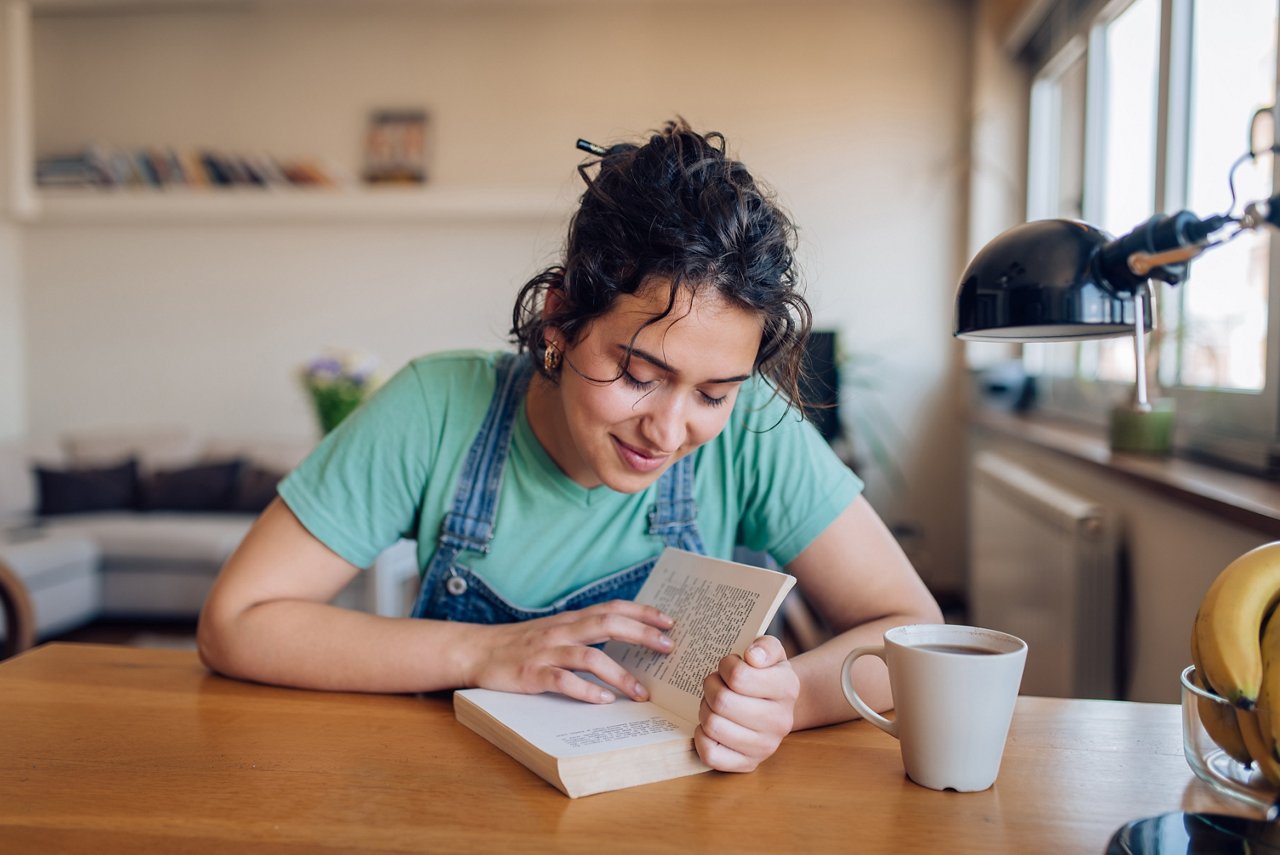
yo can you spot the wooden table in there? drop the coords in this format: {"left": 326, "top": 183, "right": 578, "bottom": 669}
{"left": 0, "top": 643, "right": 1264, "bottom": 853}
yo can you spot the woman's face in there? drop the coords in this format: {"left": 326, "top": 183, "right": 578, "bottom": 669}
{"left": 532, "top": 280, "right": 764, "bottom": 493}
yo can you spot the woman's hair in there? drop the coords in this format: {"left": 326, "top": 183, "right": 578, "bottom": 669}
{"left": 510, "top": 118, "right": 812, "bottom": 409}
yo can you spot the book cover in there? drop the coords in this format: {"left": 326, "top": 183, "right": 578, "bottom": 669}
{"left": 453, "top": 548, "right": 797, "bottom": 798}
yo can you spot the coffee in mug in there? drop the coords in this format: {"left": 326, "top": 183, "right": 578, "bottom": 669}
{"left": 911, "top": 643, "right": 999, "bottom": 656}
{"left": 841, "top": 624, "right": 1027, "bottom": 792}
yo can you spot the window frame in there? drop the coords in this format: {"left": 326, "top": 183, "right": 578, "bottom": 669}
{"left": 1023, "top": 0, "right": 1280, "bottom": 474}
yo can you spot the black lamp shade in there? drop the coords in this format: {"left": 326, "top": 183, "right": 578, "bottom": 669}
{"left": 954, "top": 219, "right": 1152, "bottom": 341}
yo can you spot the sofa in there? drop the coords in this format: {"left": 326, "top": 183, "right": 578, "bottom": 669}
{"left": 0, "top": 428, "right": 419, "bottom": 643}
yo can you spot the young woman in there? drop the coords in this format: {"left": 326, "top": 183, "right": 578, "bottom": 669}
{"left": 197, "top": 120, "right": 942, "bottom": 774}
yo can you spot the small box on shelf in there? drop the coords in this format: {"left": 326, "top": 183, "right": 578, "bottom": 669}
{"left": 361, "top": 109, "right": 428, "bottom": 186}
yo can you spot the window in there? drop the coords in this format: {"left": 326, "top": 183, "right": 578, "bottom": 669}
{"left": 1171, "top": 0, "right": 1274, "bottom": 393}
{"left": 1023, "top": 0, "right": 1280, "bottom": 471}
{"left": 1084, "top": 0, "right": 1160, "bottom": 386}
{"left": 1025, "top": 38, "right": 1088, "bottom": 380}
{"left": 1028, "top": 39, "right": 1087, "bottom": 224}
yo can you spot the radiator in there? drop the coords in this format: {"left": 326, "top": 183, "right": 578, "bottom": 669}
{"left": 969, "top": 451, "right": 1121, "bottom": 699}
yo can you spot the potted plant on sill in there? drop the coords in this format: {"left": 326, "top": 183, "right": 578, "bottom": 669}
{"left": 1108, "top": 282, "right": 1176, "bottom": 455}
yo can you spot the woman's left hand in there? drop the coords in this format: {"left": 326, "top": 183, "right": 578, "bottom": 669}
{"left": 694, "top": 635, "right": 799, "bottom": 772}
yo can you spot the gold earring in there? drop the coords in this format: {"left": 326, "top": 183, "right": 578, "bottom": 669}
{"left": 544, "top": 344, "right": 562, "bottom": 372}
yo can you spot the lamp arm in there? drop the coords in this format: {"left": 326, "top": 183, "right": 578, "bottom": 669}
{"left": 1131, "top": 287, "right": 1152, "bottom": 412}
{"left": 1242, "top": 193, "right": 1280, "bottom": 230}
{"left": 1097, "top": 211, "right": 1231, "bottom": 291}
{"left": 1126, "top": 244, "right": 1206, "bottom": 278}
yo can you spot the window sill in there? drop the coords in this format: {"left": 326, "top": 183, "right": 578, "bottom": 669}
{"left": 969, "top": 407, "right": 1280, "bottom": 538}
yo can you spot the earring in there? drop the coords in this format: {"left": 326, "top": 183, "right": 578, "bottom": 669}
{"left": 544, "top": 343, "right": 562, "bottom": 372}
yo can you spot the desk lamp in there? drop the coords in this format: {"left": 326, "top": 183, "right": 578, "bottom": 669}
{"left": 954, "top": 196, "right": 1279, "bottom": 452}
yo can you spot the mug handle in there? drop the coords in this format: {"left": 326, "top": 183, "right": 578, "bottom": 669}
{"left": 841, "top": 645, "right": 898, "bottom": 738}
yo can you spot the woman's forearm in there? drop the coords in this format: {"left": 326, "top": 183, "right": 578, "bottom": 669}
{"left": 198, "top": 593, "right": 679, "bottom": 701}
{"left": 781, "top": 498, "right": 945, "bottom": 732}
{"left": 197, "top": 600, "right": 484, "bottom": 694}
{"left": 788, "top": 611, "right": 935, "bottom": 732}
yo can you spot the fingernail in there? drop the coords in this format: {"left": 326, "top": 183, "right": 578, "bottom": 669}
{"left": 660, "top": 612, "right": 675, "bottom": 627}
{"left": 599, "top": 690, "right": 615, "bottom": 703}
{"left": 659, "top": 635, "right": 674, "bottom": 650}
{"left": 634, "top": 683, "right": 649, "bottom": 701}
{"left": 748, "top": 645, "right": 766, "bottom": 665}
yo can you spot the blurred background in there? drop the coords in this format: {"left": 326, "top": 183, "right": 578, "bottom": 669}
{"left": 2, "top": 0, "right": 1276, "bottom": 703}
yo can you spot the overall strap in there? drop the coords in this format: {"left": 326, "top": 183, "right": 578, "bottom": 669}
{"left": 647, "top": 453, "right": 706, "bottom": 554}
{"left": 438, "top": 352, "right": 532, "bottom": 555}
{"left": 411, "top": 352, "right": 532, "bottom": 618}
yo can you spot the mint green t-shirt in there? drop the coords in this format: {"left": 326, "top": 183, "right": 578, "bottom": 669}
{"left": 279, "top": 350, "right": 861, "bottom": 609}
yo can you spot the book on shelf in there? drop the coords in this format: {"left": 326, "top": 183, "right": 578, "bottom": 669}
{"left": 453, "top": 547, "right": 797, "bottom": 798}
{"left": 35, "top": 144, "right": 340, "bottom": 191}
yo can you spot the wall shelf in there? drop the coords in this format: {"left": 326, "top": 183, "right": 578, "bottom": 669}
{"left": 4, "top": 1, "right": 577, "bottom": 227}
{"left": 20, "top": 186, "right": 575, "bottom": 225}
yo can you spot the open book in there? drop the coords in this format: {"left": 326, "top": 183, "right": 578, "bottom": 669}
{"left": 453, "top": 548, "right": 797, "bottom": 798}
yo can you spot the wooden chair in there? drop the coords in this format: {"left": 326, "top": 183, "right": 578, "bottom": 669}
{"left": 0, "top": 559, "right": 36, "bottom": 660}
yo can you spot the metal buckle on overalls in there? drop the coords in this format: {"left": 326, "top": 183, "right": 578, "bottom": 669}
{"left": 445, "top": 572, "right": 468, "bottom": 596}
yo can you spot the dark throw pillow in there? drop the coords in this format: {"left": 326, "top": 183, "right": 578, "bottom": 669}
{"left": 230, "top": 464, "right": 284, "bottom": 514}
{"left": 139, "top": 459, "right": 245, "bottom": 512}
{"left": 36, "top": 458, "right": 139, "bottom": 516}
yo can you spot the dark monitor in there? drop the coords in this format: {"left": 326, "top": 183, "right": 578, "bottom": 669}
{"left": 799, "top": 330, "right": 841, "bottom": 442}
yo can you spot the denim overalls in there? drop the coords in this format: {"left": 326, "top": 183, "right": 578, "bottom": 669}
{"left": 409, "top": 352, "right": 707, "bottom": 624}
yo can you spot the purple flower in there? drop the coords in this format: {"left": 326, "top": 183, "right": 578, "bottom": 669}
{"left": 306, "top": 356, "right": 343, "bottom": 379}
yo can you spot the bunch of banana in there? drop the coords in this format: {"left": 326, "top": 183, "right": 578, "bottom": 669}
{"left": 1189, "top": 541, "right": 1280, "bottom": 786}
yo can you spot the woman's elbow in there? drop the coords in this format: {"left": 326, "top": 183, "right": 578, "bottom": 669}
{"left": 195, "top": 605, "right": 230, "bottom": 675}
{"left": 910, "top": 584, "right": 946, "bottom": 626}
{"left": 917, "top": 599, "right": 945, "bottom": 626}
{"left": 195, "top": 587, "right": 250, "bottom": 678}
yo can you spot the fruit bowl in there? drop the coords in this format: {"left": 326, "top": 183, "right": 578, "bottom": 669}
{"left": 1181, "top": 665, "right": 1279, "bottom": 818}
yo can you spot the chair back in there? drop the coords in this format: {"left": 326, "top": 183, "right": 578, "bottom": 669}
{"left": 0, "top": 560, "right": 36, "bottom": 660}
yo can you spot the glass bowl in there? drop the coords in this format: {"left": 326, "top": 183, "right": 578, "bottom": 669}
{"left": 1181, "top": 665, "right": 1279, "bottom": 818}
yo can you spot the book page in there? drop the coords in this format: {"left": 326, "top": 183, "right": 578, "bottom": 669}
{"left": 455, "top": 684, "right": 697, "bottom": 759}
{"left": 604, "top": 549, "right": 796, "bottom": 722}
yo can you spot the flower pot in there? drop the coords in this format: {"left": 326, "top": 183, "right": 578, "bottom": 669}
{"left": 307, "top": 383, "right": 366, "bottom": 434}
{"left": 1109, "top": 398, "right": 1176, "bottom": 455}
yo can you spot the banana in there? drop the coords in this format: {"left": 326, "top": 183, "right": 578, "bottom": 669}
{"left": 1194, "top": 672, "right": 1254, "bottom": 765}
{"left": 1236, "top": 706, "right": 1280, "bottom": 787}
{"left": 1190, "top": 629, "right": 1253, "bottom": 765}
{"left": 1193, "top": 541, "right": 1280, "bottom": 708}
{"left": 1260, "top": 607, "right": 1280, "bottom": 768}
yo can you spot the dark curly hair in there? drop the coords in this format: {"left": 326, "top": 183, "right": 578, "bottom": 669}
{"left": 510, "top": 118, "right": 811, "bottom": 410}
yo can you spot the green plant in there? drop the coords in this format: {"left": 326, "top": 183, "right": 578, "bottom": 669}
{"left": 300, "top": 350, "right": 380, "bottom": 434}
{"left": 838, "top": 349, "right": 907, "bottom": 493}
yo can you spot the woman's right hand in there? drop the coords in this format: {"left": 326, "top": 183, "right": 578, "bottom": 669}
{"left": 461, "top": 600, "right": 675, "bottom": 704}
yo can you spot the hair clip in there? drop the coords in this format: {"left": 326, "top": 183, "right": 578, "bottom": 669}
{"left": 575, "top": 139, "right": 609, "bottom": 157}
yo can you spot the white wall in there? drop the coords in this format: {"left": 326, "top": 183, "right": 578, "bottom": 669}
{"left": 968, "top": 0, "right": 1030, "bottom": 258}
{"left": 0, "top": 225, "right": 21, "bottom": 441}
{"left": 0, "top": 4, "right": 24, "bottom": 441}
{"left": 11, "top": 0, "right": 973, "bottom": 591}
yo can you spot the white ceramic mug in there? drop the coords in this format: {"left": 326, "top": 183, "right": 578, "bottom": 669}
{"left": 841, "top": 624, "right": 1027, "bottom": 792}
